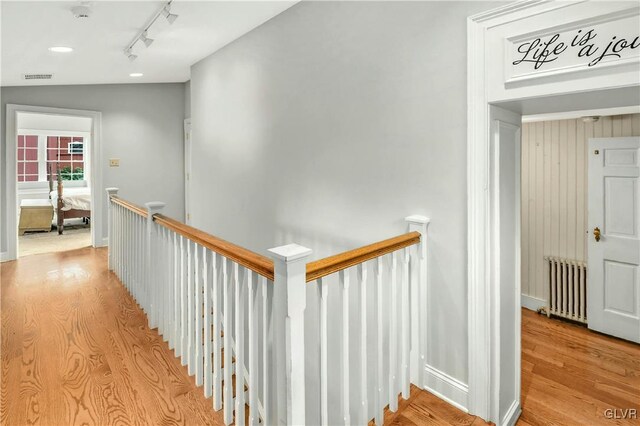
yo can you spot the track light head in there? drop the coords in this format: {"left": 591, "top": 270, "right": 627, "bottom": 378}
{"left": 140, "top": 31, "right": 154, "bottom": 48}
{"left": 162, "top": 7, "right": 178, "bottom": 24}
{"left": 124, "top": 48, "right": 137, "bottom": 61}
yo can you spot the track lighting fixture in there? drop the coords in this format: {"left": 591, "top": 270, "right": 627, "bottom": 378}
{"left": 123, "top": 1, "right": 177, "bottom": 62}
{"left": 140, "top": 31, "right": 154, "bottom": 48}
{"left": 162, "top": 7, "right": 178, "bottom": 25}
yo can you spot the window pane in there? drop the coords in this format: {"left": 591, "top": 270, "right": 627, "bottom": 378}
{"left": 25, "top": 162, "right": 38, "bottom": 174}
{"left": 47, "top": 136, "right": 58, "bottom": 149}
{"left": 25, "top": 148, "right": 38, "bottom": 161}
{"left": 24, "top": 174, "right": 38, "bottom": 182}
{"left": 25, "top": 136, "right": 38, "bottom": 148}
{"left": 18, "top": 175, "right": 24, "bottom": 182}
{"left": 18, "top": 148, "right": 24, "bottom": 161}
{"left": 17, "top": 163, "right": 24, "bottom": 174}
{"left": 18, "top": 136, "right": 24, "bottom": 147}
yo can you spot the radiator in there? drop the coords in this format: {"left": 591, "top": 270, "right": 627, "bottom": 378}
{"left": 545, "top": 256, "right": 587, "bottom": 324}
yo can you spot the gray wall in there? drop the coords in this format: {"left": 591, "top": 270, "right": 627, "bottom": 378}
{"left": 1, "top": 83, "right": 186, "bottom": 252}
{"left": 189, "top": 0, "right": 504, "bottom": 412}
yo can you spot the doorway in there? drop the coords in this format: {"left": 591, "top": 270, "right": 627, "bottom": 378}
{"left": 4, "top": 104, "right": 103, "bottom": 261}
{"left": 467, "top": 2, "right": 640, "bottom": 424}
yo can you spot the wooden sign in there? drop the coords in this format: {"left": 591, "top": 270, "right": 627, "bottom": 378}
{"left": 506, "top": 10, "right": 640, "bottom": 82}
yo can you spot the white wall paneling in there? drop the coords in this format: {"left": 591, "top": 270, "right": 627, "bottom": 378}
{"left": 521, "top": 114, "right": 640, "bottom": 302}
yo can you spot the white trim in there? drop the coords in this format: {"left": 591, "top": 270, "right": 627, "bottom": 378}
{"left": 521, "top": 294, "right": 546, "bottom": 311}
{"left": 522, "top": 106, "right": 640, "bottom": 123}
{"left": 501, "top": 400, "right": 522, "bottom": 426}
{"left": 423, "top": 364, "right": 469, "bottom": 414}
{"left": 0, "top": 252, "right": 9, "bottom": 262}
{"left": 184, "top": 118, "right": 192, "bottom": 225}
{"left": 5, "top": 104, "right": 102, "bottom": 261}
{"left": 99, "top": 237, "right": 109, "bottom": 248}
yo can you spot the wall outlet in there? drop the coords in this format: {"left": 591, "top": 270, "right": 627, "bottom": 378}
{"left": 110, "top": 158, "right": 120, "bottom": 167}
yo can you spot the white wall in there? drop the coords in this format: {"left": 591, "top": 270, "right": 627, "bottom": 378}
{"left": 1, "top": 83, "right": 186, "bottom": 252}
{"left": 189, "top": 0, "right": 504, "bottom": 417}
{"left": 521, "top": 114, "right": 640, "bottom": 304}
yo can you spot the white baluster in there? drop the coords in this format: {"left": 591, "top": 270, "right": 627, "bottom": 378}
{"left": 268, "top": 244, "right": 312, "bottom": 426}
{"left": 165, "top": 227, "right": 172, "bottom": 342}
{"left": 196, "top": 243, "right": 204, "bottom": 386}
{"left": 105, "top": 188, "right": 118, "bottom": 270}
{"left": 146, "top": 201, "right": 166, "bottom": 330}
{"left": 173, "top": 231, "right": 180, "bottom": 353}
{"left": 188, "top": 240, "right": 195, "bottom": 375}
{"left": 223, "top": 258, "right": 233, "bottom": 425}
{"left": 204, "top": 247, "right": 213, "bottom": 397}
{"left": 157, "top": 226, "right": 165, "bottom": 337}
{"left": 339, "top": 270, "right": 351, "bottom": 425}
{"left": 248, "top": 270, "right": 259, "bottom": 425}
{"left": 317, "top": 277, "right": 328, "bottom": 426}
{"left": 213, "top": 252, "right": 222, "bottom": 411}
{"left": 375, "top": 258, "right": 384, "bottom": 425}
{"left": 180, "top": 236, "right": 188, "bottom": 365}
{"left": 261, "top": 275, "right": 272, "bottom": 424}
{"left": 389, "top": 252, "right": 398, "bottom": 412}
{"left": 358, "top": 262, "right": 368, "bottom": 424}
{"left": 235, "top": 263, "right": 246, "bottom": 426}
{"left": 405, "top": 216, "right": 429, "bottom": 389}
{"left": 401, "top": 247, "right": 410, "bottom": 399}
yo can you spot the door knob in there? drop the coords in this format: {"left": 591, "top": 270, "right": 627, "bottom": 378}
{"left": 594, "top": 227, "right": 601, "bottom": 242}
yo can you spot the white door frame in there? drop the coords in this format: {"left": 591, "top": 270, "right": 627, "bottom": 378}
{"left": 184, "top": 118, "right": 192, "bottom": 225}
{"left": 3, "top": 104, "right": 103, "bottom": 261}
{"left": 467, "top": 1, "right": 640, "bottom": 424}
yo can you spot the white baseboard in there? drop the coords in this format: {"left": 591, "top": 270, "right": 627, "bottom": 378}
{"left": 0, "top": 251, "right": 9, "bottom": 262}
{"left": 422, "top": 364, "right": 469, "bottom": 413}
{"left": 501, "top": 400, "right": 521, "bottom": 426}
{"left": 521, "top": 294, "right": 546, "bottom": 312}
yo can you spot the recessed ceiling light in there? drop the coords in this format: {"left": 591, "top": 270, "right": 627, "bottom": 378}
{"left": 48, "top": 46, "right": 73, "bottom": 53}
{"left": 129, "top": 73, "right": 144, "bottom": 77}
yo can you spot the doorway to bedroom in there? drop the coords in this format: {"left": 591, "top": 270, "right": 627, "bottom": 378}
{"left": 14, "top": 111, "right": 93, "bottom": 257}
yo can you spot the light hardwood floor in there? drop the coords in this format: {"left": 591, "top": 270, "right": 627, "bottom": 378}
{"left": 1, "top": 248, "right": 639, "bottom": 425}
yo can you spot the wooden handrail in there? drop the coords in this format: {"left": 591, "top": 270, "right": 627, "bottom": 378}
{"left": 153, "top": 214, "right": 275, "bottom": 281}
{"left": 305, "top": 231, "right": 421, "bottom": 282}
{"left": 110, "top": 196, "right": 147, "bottom": 218}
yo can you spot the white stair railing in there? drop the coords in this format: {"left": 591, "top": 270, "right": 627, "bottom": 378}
{"left": 106, "top": 188, "right": 429, "bottom": 425}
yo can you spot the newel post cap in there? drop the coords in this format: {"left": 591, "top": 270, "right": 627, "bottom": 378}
{"left": 405, "top": 215, "right": 430, "bottom": 226}
{"left": 268, "top": 243, "right": 312, "bottom": 262}
{"left": 105, "top": 187, "right": 119, "bottom": 195}
{"left": 145, "top": 201, "right": 166, "bottom": 211}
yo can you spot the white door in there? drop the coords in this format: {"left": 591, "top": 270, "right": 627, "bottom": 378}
{"left": 184, "top": 119, "right": 192, "bottom": 225}
{"left": 588, "top": 137, "right": 640, "bottom": 343}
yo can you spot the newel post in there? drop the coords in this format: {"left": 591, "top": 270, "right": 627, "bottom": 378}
{"left": 405, "top": 215, "right": 430, "bottom": 389}
{"left": 105, "top": 188, "right": 119, "bottom": 270}
{"left": 268, "top": 243, "right": 312, "bottom": 426}
{"left": 146, "top": 201, "right": 166, "bottom": 329}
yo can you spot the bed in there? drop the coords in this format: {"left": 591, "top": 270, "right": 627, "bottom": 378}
{"left": 48, "top": 164, "right": 91, "bottom": 235}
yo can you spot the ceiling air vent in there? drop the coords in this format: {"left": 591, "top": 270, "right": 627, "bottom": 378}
{"left": 23, "top": 74, "right": 53, "bottom": 80}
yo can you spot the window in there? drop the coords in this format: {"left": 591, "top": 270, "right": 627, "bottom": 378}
{"left": 48, "top": 136, "right": 85, "bottom": 181}
{"left": 68, "top": 142, "right": 84, "bottom": 154}
{"left": 17, "top": 134, "right": 87, "bottom": 182}
{"left": 17, "top": 135, "right": 39, "bottom": 182}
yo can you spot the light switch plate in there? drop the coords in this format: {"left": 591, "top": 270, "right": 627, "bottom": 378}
{"left": 110, "top": 158, "right": 120, "bottom": 167}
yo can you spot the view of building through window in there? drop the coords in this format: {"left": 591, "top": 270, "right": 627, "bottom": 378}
{"left": 17, "top": 134, "right": 85, "bottom": 182}
{"left": 48, "top": 136, "right": 85, "bottom": 180}
{"left": 17, "top": 135, "right": 38, "bottom": 182}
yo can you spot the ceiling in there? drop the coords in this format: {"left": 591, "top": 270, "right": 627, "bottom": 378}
{"left": 1, "top": 1, "right": 297, "bottom": 87}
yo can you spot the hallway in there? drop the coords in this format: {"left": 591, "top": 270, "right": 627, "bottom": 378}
{"left": 1, "top": 247, "right": 222, "bottom": 425}
{"left": 1, "top": 248, "right": 639, "bottom": 425}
